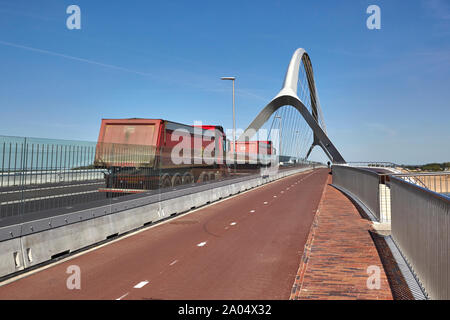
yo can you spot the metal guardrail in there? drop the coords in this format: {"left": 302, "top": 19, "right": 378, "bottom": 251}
{"left": 331, "top": 165, "right": 384, "bottom": 221}
{"left": 390, "top": 176, "right": 450, "bottom": 299}
{"left": 346, "top": 161, "right": 398, "bottom": 168}
{"left": 0, "top": 136, "right": 106, "bottom": 222}
{"left": 379, "top": 173, "right": 449, "bottom": 223}
{"left": 346, "top": 162, "right": 450, "bottom": 191}
{"left": 333, "top": 164, "right": 450, "bottom": 299}
{"left": 393, "top": 172, "right": 449, "bottom": 196}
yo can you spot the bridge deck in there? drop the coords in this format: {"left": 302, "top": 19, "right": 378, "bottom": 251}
{"left": 0, "top": 169, "right": 400, "bottom": 300}
{"left": 0, "top": 169, "right": 328, "bottom": 300}
{"left": 291, "top": 175, "right": 393, "bottom": 300}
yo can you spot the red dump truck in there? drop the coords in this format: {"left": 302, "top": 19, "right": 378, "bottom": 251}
{"left": 230, "top": 141, "right": 273, "bottom": 168}
{"left": 94, "top": 119, "right": 228, "bottom": 193}
{"left": 94, "top": 118, "right": 274, "bottom": 193}
{"left": 230, "top": 141, "right": 273, "bottom": 157}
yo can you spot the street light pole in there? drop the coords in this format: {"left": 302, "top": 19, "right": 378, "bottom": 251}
{"left": 232, "top": 79, "right": 235, "bottom": 149}
{"left": 221, "top": 77, "right": 236, "bottom": 167}
{"left": 275, "top": 115, "right": 282, "bottom": 164}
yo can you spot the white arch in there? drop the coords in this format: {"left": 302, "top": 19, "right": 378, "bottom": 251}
{"left": 238, "top": 48, "right": 345, "bottom": 164}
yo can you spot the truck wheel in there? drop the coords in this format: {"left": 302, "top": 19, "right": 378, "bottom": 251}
{"left": 171, "top": 174, "right": 182, "bottom": 187}
{"left": 198, "top": 172, "right": 209, "bottom": 183}
{"left": 143, "top": 179, "right": 152, "bottom": 190}
{"left": 182, "top": 173, "right": 194, "bottom": 185}
{"left": 160, "top": 175, "right": 172, "bottom": 189}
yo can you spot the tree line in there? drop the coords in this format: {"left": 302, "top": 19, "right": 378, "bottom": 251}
{"left": 403, "top": 162, "right": 450, "bottom": 172}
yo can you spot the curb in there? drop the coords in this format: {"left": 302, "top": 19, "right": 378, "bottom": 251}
{"left": 289, "top": 173, "right": 329, "bottom": 300}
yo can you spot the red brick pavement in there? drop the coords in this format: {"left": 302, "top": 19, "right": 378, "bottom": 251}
{"left": 290, "top": 175, "right": 393, "bottom": 300}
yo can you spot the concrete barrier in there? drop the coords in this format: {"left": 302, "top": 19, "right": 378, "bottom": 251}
{"left": 0, "top": 166, "right": 319, "bottom": 279}
{"left": 0, "top": 238, "right": 24, "bottom": 276}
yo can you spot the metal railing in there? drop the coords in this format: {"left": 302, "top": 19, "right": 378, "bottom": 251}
{"left": 346, "top": 161, "right": 398, "bottom": 168}
{"left": 393, "top": 173, "right": 449, "bottom": 197}
{"left": 0, "top": 135, "right": 319, "bottom": 227}
{"left": 0, "top": 144, "right": 103, "bottom": 187}
{"left": 331, "top": 166, "right": 450, "bottom": 224}
{"left": 333, "top": 164, "right": 450, "bottom": 299}
{"left": 332, "top": 165, "right": 385, "bottom": 221}
{"left": 390, "top": 176, "right": 450, "bottom": 299}
{"left": 0, "top": 136, "right": 106, "bottom": 222}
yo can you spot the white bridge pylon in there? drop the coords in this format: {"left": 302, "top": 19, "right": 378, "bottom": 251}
{"left": 238, "top": 48, "right": 346, "bottom": 164}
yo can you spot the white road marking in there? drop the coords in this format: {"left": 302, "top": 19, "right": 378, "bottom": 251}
{"left": 169, "top": 260, "right": 178, "bottom": 266}
{"left": 2, "top": 182, "right": 103, "bottom": 195}
{"left": 116, "top": 292, "right": 129, "bottom": 300}
{"left": 1, "top": 190, "right": 98, "bottom": 205}
{"left": 134, "top": 281, "right": 149, "bottom": 289}
{"left": 197, "top": 242, "right": 207, "bottom": 247}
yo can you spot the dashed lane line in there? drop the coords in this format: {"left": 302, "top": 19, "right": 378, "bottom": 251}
{"left": 134, "top": 281, "right": 149, "bottom": 289}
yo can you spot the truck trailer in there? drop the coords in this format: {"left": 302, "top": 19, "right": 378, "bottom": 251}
{"left": 94, "top": 118, "right": 228, "bottom": 193}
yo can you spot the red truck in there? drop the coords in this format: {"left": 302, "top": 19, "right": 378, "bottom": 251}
{"left": 94, "top": 119, "right": 228, "bottom": 193}
{"left": 94, "top": 118, "right": 274, "bottom": 193}
{"left": 230, "top": 140, "right": 272, "bottom": 158}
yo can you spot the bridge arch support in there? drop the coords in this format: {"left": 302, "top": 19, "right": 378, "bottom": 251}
{"left": 238, "top": 48, "right": 346, "bottom": 164}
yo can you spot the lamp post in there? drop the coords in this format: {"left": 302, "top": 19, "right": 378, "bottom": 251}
{"left": 221, "top": 77, "right": 236, "bottom": 170}
{"left": 275, "top": 115, "right": 282, "bottom": 165}
{"left": 221, "top": 77, "right": 236, "bottom": 153}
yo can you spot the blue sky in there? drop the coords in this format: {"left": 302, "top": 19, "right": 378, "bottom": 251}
{"left": 0, "top": 0, "right": 448, "bottom": 164}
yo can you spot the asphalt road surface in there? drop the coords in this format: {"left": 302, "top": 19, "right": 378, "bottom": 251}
{"left": 0, "top": 181, "right": 104, "bottom": 204}
{"left": 0, "top": 180, "right": 107, "bottom": 227}
{"left": 0, "top": 168, "right": 329, "bottom": 300}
